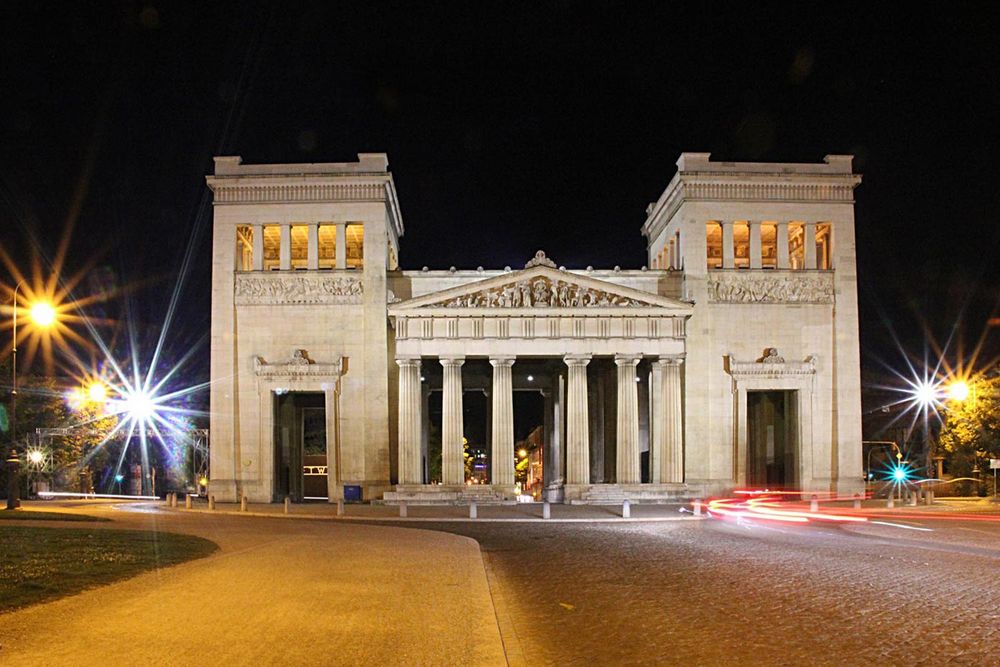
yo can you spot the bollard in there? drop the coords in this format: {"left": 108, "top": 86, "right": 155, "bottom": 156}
{"left": 810, "top": 495, "right": 819, "bottom": 512}
{"left": 924, "top": 489, "right": 934, "bottom": 506}
{"left": 208, "top": 495, "right": 216, "bottom": 510}
{"left": 336, "top": 499, "right": 344, "bottom": 516}
{"left": 853, "top": 494, "right": 862, "bottom": 510}
{"left": 185, "top": 494, "right": 192, "bottom": 510}
{"left": 622, "top": 499, "right": 631, "bottom": 519}
{"left": 284, "top": 496, "right": 290, "bottom": 514}
{"left": 908, "top": 490, "right": 918, "bottom": 506}
{"left": 240, "top": 495, "right": 248, "bottom": 512}
{"left": 5, "top": 449, "right": 22, "bottom": 510}
{"left": 542, "top": 501, "right": 551, "bottom": 520}
{"left": 470, "top": 501, "right": 477, "bottom": 519}
{"left": 399, "top": 501, "right": 408, "bottom": 518}
{"left": 886, "top": 495, "right": 894, "bottom": 509}
{"left": 693, "top": 499, "right": 702, "bottom": 516}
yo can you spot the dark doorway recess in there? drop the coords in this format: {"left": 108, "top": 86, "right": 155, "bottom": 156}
{"left": 747, "top": 390, "right": 798, "bottom": 489}
{"left": 273, "top": 391, "right": 326, "bottom": 502}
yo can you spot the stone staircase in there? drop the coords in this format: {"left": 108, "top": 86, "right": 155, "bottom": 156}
{"left": 568, "top": 483, "right": 705, "bottom": 505}
{"left": 381, "top": 484, "right": 516, "bottom": 506}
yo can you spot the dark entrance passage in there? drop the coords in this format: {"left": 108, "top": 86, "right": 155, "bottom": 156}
{"left": 273, "top": 391, "right": 327, "bottom": 502}
{"left": 747, "top": 390, "right": 797, "bottom": 489}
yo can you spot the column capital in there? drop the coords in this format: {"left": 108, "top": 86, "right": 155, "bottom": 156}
{"left": 614, "top": 353, "right": 642, "bottom": 366}
{"left": 489, "top": 356, "right": 516, "bottom": 367}
{"left": 439, "top": 356, "right": 466, "bottom": 367}
{"left": 655, "top": 356, "right": 685, "bottom": 367}
{"left": 395, "top": 356, "right": 422, "bottom": 368}
{"left": 563, "top": 354, "right": 592, "bottom": 367}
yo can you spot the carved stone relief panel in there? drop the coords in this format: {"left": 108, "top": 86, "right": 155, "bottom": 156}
{"left": 430, "top": 276, "right": 654, "bottom": 309}
{"left": 707, "top": 271, "right": 834, "bottom": 304}
{"left": 235, "top": 273, "right": 363, "bottom": 305}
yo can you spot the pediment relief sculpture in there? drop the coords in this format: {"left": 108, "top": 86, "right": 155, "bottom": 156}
{"left": 430, "top": 276, "right": 655, "bottom": 309}
{"left": 254, "top": 349, "right": 344, "bottom": 377}
{"left": 726, "top": 349, "right": 817, "bottom": 377}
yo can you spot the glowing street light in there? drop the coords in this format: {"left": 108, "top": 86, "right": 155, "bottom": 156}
{"left": 946, "top": 380, "right": 969, "bottom": 402}
{"left": 87, "top": 381, "right": 108, "bottom": 404}
{"left": 911, "top": 380, "right": 940, "bottom": 408}
{"left": 28, "top": 301, "right": 57, "bottom": 328}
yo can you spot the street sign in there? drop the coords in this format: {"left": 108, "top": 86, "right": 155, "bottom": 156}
{"left": 990, "top": 459, "right": 1000, "bottom": 469}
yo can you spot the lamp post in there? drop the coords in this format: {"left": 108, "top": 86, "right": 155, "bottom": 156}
{"left": 10, "top": 279, "right": 25, "bottom": 454}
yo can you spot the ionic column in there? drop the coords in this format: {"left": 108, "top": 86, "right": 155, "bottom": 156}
{"left": 564, "top": 355, "right": 591, "bottom": 485}
{"left": 440, "top": 357, "right": 465, "bottom": 485}
{"left": 721, "top": 221, "right": 735, "bottom": 269}
{"left": 335, "top": 223, "right": 347, "bottom": 269}
{"left": 279, "top": 224, "right": 291, "bottom": 270}
{"left": 396, "top": 358, "right": 422, "bottom": 484}
{"left": 655, "top": 357, "right": 684, "bottom": 484}
{"left": 615, "top": 354, "right": 642, "bottom": 484}
{"left": 251, "top": 224, "right": 264, "bottom": 271}
{"left": 489, "top": 357, "right": 515, "bottom": 487}
{"left": 804, "top": 222, "right": 817, "bottom": 269}
{"left": 307, "top": 223, "right": 319, "bottom": 270}
{"left": 749, "top": 221, "right": 762, "bottom": 269}
{"left": 776, "top": 222, "right": 790, "bottom": 269}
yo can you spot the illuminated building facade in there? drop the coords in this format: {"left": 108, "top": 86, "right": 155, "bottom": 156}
{"left": 208, "top": 152, "right": 864, "bottom": 503}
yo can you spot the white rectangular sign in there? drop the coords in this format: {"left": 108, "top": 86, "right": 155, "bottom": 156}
{"left": 991, "top": 458, "right": 1000, "bottom": 470}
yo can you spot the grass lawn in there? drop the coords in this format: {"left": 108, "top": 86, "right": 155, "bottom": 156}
{"left": 0, "top": 509, "right": 110, "bottom": 522}
{"left": 0, "top": 526, "right": 219, "bottom": 613}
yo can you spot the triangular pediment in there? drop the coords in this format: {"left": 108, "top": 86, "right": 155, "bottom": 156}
{"left": 389, "top": 265, "right": 693, "bottom": 315}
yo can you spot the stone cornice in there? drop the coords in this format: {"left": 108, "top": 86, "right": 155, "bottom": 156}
{"left": 642, "top": 171, "right": 861, "bottom": 241}
{"left": 254, "top": 350, "right": 344, "bottom": 378}
{"left": 726, "top": 351, "right": 817, "bottom": 378}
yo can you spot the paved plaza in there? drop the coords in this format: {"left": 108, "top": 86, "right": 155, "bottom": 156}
{"left": 2, "top": 499, "right": 998, "bottom": 665}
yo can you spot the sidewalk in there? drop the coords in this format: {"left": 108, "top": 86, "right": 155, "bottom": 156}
{"left": 1, "top": 503, "right": 507, "bottom": 666}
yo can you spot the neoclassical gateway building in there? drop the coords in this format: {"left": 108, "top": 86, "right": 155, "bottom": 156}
{"left": 207, "top": 152, "right": 864, "bottom": 504}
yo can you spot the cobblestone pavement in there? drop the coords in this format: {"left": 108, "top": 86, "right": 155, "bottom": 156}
{"left": 405, "top": 516, "right": 1000, "bottom": 666}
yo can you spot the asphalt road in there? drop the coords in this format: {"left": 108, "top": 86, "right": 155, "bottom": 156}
{"left": 404, "top": 514, "right": 1000, "bottom": 666}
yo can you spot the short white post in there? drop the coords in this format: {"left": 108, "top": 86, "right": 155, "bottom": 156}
{"left": 908, "top": 490, "right": 918, "bottom": 506}
{"left": 185, "top": 494, "right": 192, "bottom": 510}
{"left": 924, "top": 489, "right": 934, "bottom": 506}
{"left": 542, "top": 501, "right": 551, "bottom": 519}
{"left": 336, "top": 499, "right": 344, "bottom": 516}
{"left": 693, "top": 499, "right": 702, "bottom": 516}
{"left": 622, "top": 499, "right": 631, "bottom": 519}
{"left": 240, "top": 494, "right": 247, "bottom": 512}
{"left": 399, "top": 501, "right": 407, "bottom": 518}
{"left": 469, "top": 501, "right": 477, "bottom": 519}
{"left": 886, "top": 495, "right": 894, "bottom": 509}
{"left": 853, "top": 494, "right": 862, "bottom": 510}
{"left": 284, "top": 496, "right": 290, "bottom": 514}
{"left": 810, "top": 495, "right": 819, "bottom": 512}
{"left": 208, "top": 495, "right": 216, "bottom": 510}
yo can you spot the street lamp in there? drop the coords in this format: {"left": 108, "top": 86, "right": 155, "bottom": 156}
{"left": 10, "top": 280, "right": 58, "bottom": 452}
{"left": 946, "top": 380, "right": 970, "bottom": 403}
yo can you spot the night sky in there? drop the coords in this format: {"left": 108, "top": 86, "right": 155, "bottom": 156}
{"left": 2, "top": 2, "right": 999, "bottom": 416}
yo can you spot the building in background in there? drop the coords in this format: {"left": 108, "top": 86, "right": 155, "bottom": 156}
{"left": 207, "top": 152, "right": 863, "bottom": 503}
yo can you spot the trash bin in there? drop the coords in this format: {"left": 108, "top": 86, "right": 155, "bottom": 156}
{"left": 343, "top": 485, "right": 362, "bottom": 502}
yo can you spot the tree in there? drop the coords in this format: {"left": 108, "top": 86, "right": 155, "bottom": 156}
{"left": 938, "top": 366, "right": 1000, "bottom": 492}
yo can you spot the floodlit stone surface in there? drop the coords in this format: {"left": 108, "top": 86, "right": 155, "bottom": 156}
{"left": 209, "top": 152, "right": 865, "bottom": 504}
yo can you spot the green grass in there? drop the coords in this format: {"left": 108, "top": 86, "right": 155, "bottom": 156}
{"left": 0, "top": 509, "right": 110, "bottom": 522}
{"left": 0, "top": 526, "right": 219, "bottom": 613}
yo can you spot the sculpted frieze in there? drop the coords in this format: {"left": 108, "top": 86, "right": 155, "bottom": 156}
{"left": 235, "top": 273, "right": 363, "bottom": 305}
{"left": 707, "top": 272, "right": 834, "bottom": 304}
{"left": 431, "top": 276, "right": 653, "bottom": 309}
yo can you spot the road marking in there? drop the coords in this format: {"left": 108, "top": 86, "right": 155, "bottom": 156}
{"left": 870, "top": 520, "right": 933, "bottom": 532}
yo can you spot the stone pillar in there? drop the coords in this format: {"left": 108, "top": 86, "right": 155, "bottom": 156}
{"left": 749, "top": 221, "right": 762, "bottom": 269}
{"left": 279, "top": 224, "right": 291, "bottom": 270}
{"left": 564, "top": 355, "right": 591, "bottom": 485}
{"left": 660, "top": 358, "right": 684, "bottom": 484}
{"left": 804, "top": 222, "right": 817, "bottom": 269}
{"left": 307, "top": 223, "right": 319, "bottom": 270}
{"left": 421, "top": 383, "right": 431, "bottom": 483}
{"left": 440, "top": 357, "right": 466, "bottom": 485}
{"left": 615, "top": 354, "right": 642, "bottom": 484}
{"left": 335, "top": 223, "right": 347, "bottom": 269}
{"left": 721, "top": 221, "right": 735, "bottom": 269}
{"left": 396, "top": 357, "right": 422, "bottom": 484}
{"left": 251, "top": 224, "right": 264, "bottom": 271}
{"left": 489, "top": 357, "right": 515, "bottom": 488}
{"left": 776, "top": 222, "right": 790, "bottom": 269}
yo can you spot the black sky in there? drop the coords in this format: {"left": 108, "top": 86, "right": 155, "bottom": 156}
{"left": 2, "top": 2, "right": 999, "bottom": 408}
